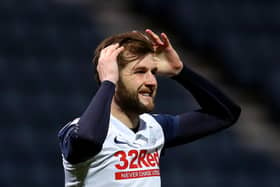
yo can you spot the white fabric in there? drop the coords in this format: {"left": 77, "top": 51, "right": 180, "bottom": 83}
{"left": 63, "top": 113, "right": 165, "bottom": 187}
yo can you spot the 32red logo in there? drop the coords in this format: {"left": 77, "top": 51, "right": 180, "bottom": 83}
{"left": 114, "top": 149, "right": 159, "bottom": 170}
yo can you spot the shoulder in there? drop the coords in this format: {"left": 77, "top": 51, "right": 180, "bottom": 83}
{"left": 141, "top": 113, "right": 179, "bottom": 127}
{"left": 139, "top": 113, "right": 165, "bottom": 132}
{"left": 140, "top": 113, "right": 161, "bottom": 127}
{"left": 139, "top": 113, "right": 177, "bottom": 135}
{"left": 140, "top": 113, "right": 165, "bottom": 145}
{"left": 141, "top": 113, "right": 180, "bottom": 144}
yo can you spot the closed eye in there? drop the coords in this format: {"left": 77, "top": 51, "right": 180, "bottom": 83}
{"left": 135, "top": 70, "right": 146, "bottom": 74}
{"left": 134, "top": 67, "right": 147, "bottom": 74}
{"left": 134, "top": 67, "right": 157, "bottom": 75}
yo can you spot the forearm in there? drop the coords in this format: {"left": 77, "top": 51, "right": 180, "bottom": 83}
{"left": 172, "top": 66, "right": 241, "bottom": 122}
{"left": 78, "top": 81, "right": 115, "bottom": 141}
{"left": 166, "top": 112, "right": 233, "bottom": 147}
{"left": 158, "top": 66, "right": 241, "bottom": 148}
{"left": 58, "top": 81, "right": 115, "bottom": 164}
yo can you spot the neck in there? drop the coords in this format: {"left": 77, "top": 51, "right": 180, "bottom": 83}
{"left": 111, "top": 99, "right": 139, "bottom": 129}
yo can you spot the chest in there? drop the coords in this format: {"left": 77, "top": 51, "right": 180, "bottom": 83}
{"left": 90, "top": 117, "right": 165, "bottom": 181}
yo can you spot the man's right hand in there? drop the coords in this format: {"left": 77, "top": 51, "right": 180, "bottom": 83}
{"left": 97, "top": 43, "right": 124, "bottom": 84}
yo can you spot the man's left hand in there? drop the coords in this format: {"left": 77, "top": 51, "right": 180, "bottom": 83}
{"left": 145, "top": 29, "right": 183, "bottom": 77}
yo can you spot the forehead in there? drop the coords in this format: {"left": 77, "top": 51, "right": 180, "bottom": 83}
{"left": 124, "top": 53, "right": 158, "bottom": 70}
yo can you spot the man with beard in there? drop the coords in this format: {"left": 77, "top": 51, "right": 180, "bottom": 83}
{"left": 58, "top": 29, "right": 241, "bottom": 187}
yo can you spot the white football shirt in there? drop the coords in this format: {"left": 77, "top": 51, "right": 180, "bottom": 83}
{"left": 62, "top": 113, "right": 165, "bottom": 187}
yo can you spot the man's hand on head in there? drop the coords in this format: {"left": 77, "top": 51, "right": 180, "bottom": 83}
{"left": 145, "top": 29, "right": 183, "bottom": 77}
{"left": 97, "top": 43, "right": 124, "bottom": 84}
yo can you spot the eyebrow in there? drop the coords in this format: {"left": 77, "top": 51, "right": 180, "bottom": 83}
{"left": 133, "top": 66, "right": 158, "bottom": 73}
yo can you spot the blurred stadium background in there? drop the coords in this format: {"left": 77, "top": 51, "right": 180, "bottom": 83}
{"left": 1, "top": 0, "right": 280, "bottom": 186}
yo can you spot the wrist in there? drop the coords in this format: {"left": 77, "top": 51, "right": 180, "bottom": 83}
{"left": 99, "top": 75, "right": 118, "bottom": 85}
{"left": 100, "top": 80, "right": 117, "bottom": 88}
{"left": 172, "top": 63, "right": 184, "bottom": 76}
{"left": 171, "top": 66, "right": 187, "bottom": 79}
{"left": 101, "top": 79, "right": 117, "bottom": 85}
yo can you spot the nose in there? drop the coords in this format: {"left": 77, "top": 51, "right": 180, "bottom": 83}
{"left": 145, "top": 71, "right": 157, "bottom": 86}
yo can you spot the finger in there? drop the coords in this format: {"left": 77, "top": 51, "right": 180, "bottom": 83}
{"left": 105, "top": 43, "right": 119, "bottom": 49}
{"left": 112, "top": 46, "right": 125, "bottom": 57}
{"left": 100, "top": 44, "right": 115, "bottom": 60}
{"left": 100, "top": 44, "right": 112, "bottom": 56}
{"left": 100, "top": 47, "right": 108, "bottom": 58}
{"left": 107, "top": 43, "right": 120, "bottom": 55}
{"left": 160, "top": 32, "right": 171, "bottom": 47}
{"left": 145, "top": 29, "right": 164, "bottom": 46}
{"left": 103, "top": 43, "right": 119, "bottom": 56}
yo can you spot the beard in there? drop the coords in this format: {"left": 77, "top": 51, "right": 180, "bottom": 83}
{"left": 115, "top": 78, "right": 155, "bottom": 114}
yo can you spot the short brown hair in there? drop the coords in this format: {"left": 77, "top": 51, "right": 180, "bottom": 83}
{"left": 92, "top": 30, "right": 154, "bottom": 83}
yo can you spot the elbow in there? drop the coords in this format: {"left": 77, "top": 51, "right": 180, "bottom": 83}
{"left": 63, "top": 137, "right": 102, "bottom": 164}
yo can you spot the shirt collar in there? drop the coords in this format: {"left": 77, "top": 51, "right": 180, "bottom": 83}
{"left": 110, "top": 114, "right": 150, "bottom": 143}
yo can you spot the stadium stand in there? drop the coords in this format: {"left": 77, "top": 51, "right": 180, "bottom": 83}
{"left": 1, "top": 0, "right": 279, "bottom": 186}
{"left": 0, "top": 0, "right": 99, "bottom": 186}
{"left": 130, "top": 0, "right": 280, "bottom": 122}
{"left": 128, "top": 0, "right": 280, "bottom": 186}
